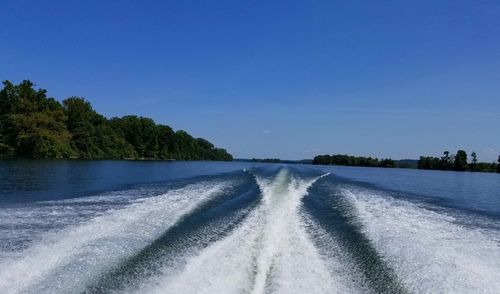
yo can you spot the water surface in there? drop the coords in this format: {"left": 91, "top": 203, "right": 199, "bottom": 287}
{"left": 0, "top": 161, "right": 499, "bottom": 293}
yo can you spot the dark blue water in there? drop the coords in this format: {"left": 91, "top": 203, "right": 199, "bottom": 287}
{"left": 0, "top": 160, "right": 257, "bottom": 203}
{"left": 0, "top": 161, "right": 499, "bottom": 293}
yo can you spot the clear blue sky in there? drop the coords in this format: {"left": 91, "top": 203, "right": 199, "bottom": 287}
{"left": 1, "top": 0, "right": 500, "bottom": 161}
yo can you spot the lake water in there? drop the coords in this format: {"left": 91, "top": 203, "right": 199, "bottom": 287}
{"left": 0, "top": 160, "right": 499, "bottom": 293}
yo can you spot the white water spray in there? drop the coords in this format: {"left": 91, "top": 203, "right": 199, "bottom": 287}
{"left": 138, "top": 170, "right": 361, "bottom": 294}
{"left": 343, "top": 188, "right": 500, "bottom": 294}
{"left": 0, "top": 181, "right": 231, "bottom": 294}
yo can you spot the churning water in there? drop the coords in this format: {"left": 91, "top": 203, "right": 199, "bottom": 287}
{"left": 0, "top": 161, "right": 499, "bottom": 293}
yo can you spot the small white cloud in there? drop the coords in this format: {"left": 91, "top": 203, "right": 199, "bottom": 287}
{"left": 263, "top": 130, "right": 270, "bottom": 134}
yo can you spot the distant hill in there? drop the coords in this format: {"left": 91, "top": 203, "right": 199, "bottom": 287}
{"left": 235, "top": 158, "right": 313, "bottom": 164}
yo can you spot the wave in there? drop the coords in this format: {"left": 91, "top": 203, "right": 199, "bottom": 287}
{"left": 342, "top": 188, "right": 500, "bottom": 294}
{"left": 0, "top": 180, "right": 231, "bottom": 294}
{"left": 2, "top": 166, "right": 499, "bottom": 294}
{"left": 86, "top": 176, "right": 261, "bottom": 293}
{"left": 134, "top": 169, "right": 361, "bottom": 294}
{"left": 0, "top": 189, "right": 151, "bottom": 259}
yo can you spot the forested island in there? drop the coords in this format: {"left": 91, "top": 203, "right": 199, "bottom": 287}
{"left": 312, "top": 154, "right": 409, "bottom": 168}
{"left": 418, "top": 150, "right": 500, "bottom": 173}
{"left": 235, "top": 158, "right": 313, "bottom": 164}
{"left": 0, "top": 80, "right": 232, "bottom": 160}
{"left": 313, "top": 151, "right": 500, "bottom": 173}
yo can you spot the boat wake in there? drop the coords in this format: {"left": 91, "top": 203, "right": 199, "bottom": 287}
{"left": 342, "top": 187, "right": 500, "bottom": 293}
{"left": 0, "top": 167, "right": 499, "bottom": 294}
{"left": 0, "top": 180, "right": 232, "bottom": 294}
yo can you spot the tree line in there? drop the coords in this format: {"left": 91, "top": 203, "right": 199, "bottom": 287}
{"left": 250, "top": 158, "right": 282, "bottom": 163}
{"left": 418, "top": 150, "right": 500, "bottom": 173}
{"left": 312, "top": 154, "right": 398, "bottom": 168}
{"left": 313, "top": 151, "right": 500, "bottom": 173}
{"left": 0, "top": 80, "right": 232, "bottom": 161}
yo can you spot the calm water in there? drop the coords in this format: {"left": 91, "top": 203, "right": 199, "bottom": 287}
{"left": 0, "top": 160, "right": 499, "bottom": 293}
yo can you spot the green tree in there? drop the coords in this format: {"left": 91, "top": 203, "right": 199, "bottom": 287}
{"left": 63, "top": 97, "right": 136, "bottom": 158}
{"left": 0, "top": 80, "right": 73, "bottom": 158}
{"left": 418, "top": 156, "right": 441, "bottom": 169}
{"left": 313, "top": 154, "right": 395, "bottom": 168}
{"left": 156, "top": 125, "right": 174, "bottom": 159}
{"left": 63, "top": 97, "right": 101, "bottom": 157}
{"left": 0, "top": 80, "right": 233, "bottom": 160}
{"left": 169, "top": 130, "right": 198, "bottom": 160}
{"left": 109, "top": 116, "right": 160, "bottom": 158}
{"left": 470, "top": 152, "right": 478, "bottom": 171}
{"left": 440, "top": 151, "right": 452, "bottom": 170}
{"left": 454, "top": 150, "right": 468, "bottom": 171}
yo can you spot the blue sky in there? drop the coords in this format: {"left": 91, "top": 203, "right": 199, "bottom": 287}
{"left": 1, "top": 0, "right": 500, "bottom": 160}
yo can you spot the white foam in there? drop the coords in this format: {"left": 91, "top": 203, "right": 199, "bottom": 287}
{"left": 342, "top": 188, "right": 500, "bottom": 294}
{"left": 108, "top": 201, "right": 258, "bottom": 293}
{"left": 0, "top": 180, "right": 231, "bottom": 294}
{"left": 138, "top": 169, "right": 360, "bottom": 294}
{"left": 300, "top": 213, "right": 370, "bottom": 293}
{"left": 0, "top": 189, "right": 158, "bottom": 260}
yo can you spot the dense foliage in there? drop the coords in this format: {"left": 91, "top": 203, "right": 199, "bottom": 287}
{"left": 250, "top": 158, "right": 282, "bottom": 163}
{"left": 312, "top": 154, "right": 397, "bottom": 168}
{"left": 0, "top": 80, "right": 232, "bottom": 161}
{"left": 418, "top": 150, "right": 499, "bottom": 173}
{"left": 313, "top": 151, "right": 499, "bottom": 173}
{"left": 235, "top": 158, "right": 313, "bottom": 164}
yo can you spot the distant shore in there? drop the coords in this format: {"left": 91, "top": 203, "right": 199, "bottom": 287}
{"left": 312, "top": 152, "right": 500, "bottom": 173}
